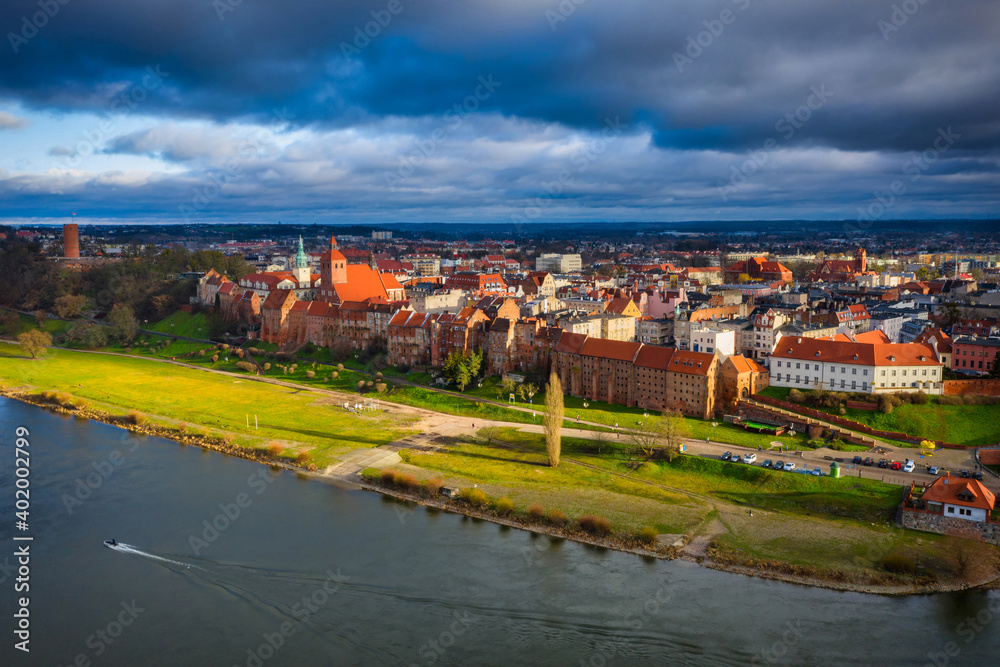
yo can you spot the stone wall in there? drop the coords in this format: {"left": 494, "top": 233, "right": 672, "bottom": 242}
{"left": 978, "top": 447, "right": 1000, "bottom": 466}
{"left": 900, "top": 509, "right": 1000, "bottom": 545}
{"left": 943, "top": 379, "right": 1000, "bottom": 396}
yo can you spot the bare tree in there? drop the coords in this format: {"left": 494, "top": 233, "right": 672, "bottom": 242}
{"left": 627, "top": 410, "right": 689, "bottom": 461}
{"left": 479, "top": 426, "right": 502, "bottom": 446}
{"left": 543, "top": 372, "right": 563, "bottom": 467}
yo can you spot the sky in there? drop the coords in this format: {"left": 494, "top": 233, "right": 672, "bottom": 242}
{"left": 0, "top": 0, "right": 998, "bottom": 225}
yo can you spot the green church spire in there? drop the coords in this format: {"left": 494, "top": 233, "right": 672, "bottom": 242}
{"left": 295, "top": 235, "right": 308, "bottom": 269}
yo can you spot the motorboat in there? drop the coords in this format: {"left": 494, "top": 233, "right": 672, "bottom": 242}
{"left": 103, "top": 539, "right": 118, "bottom": 547}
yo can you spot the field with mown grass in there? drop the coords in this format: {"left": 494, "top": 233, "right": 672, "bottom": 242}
{"left": 145, "top": 310, "right": 210, "bottom": 338}
{"left": 0, "top": 342, "right": 417, "bottom": 464}
{"left": 759, "top": 386, "right": 1000, "bottom": 446}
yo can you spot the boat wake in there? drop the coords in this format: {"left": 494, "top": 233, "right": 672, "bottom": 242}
{"left": 105, "top": 542, "right": 198, "bottom": 569}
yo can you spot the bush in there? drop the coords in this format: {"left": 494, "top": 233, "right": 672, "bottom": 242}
{"left": 393, "top": 472, "right": 421, "bottom": 491}
{"left": 787, "top": 388, "right": 805, "bottom": 404}
{"left": 210, "top": 354, "right": 219, "bottom": 363}
{"left": 266, "top": 443, "right": 284, "bottom": 458}
{"left": 127, "top": 411, "right": 148, "bottom": 426}
{"left": 938, "top": 395, "right": 964, "bottom": 406}
{"left": 305, "top": 370, "right": 315, "bottom": 379}
{"left": 336, "top": 364, "right": 344, "bottom": 372}
{"left": 807, "top": 438, "right": 826, "bottom": 448}
{"left": 294, "top": 451, "right": 312, "bottom": 465}
{"left": 422, "top": 478, "right": 444, "bottom": 497}
{"left": 263, "top": 362, "right": 271, "bottom": 371}
{"left": 547, "top": 510, "right": 567, "bottom": 526}
{"left": 878, "top": 394, "right": 894, "bottom": 414}
{"left": 527, "top": 503, "right": 545, "bottom": 520}
{"left": 235, "top": 361, "right": 256, "bottom": 373}
{"left": 460, "top": 487, "right": 489, "bottom": 506}
{"left": 380, "top": 469, "right": 397, "bottom": 485}
{"left": 838, "top": 407, "right": 847, "bottom": 415}
{"left": 880, "top": 553, "right": 917, "bottom": 575}
{"left": 494, "top": 497, "right": 515, "bottom": 515}
{"left": 638, "top": 526, "right": 659, "bottom": 544}
{"left": 331, "top": 371, "right": 339, "bottom": 379}
{"left": 198, "top": 349, "right": 206, "bottom": 356}
{"left": 578, "top": 514, "right": 612, "bottom": 535}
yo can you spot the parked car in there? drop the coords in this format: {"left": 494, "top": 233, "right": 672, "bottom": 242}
{"left": 782, "top": 462, "right": 796, "bottom": 472}
{"left": 975, "top": 472, "right": 984, "bottom": 481}
{"left": 852, "top": 456, "right": 863, "bottom": 465}
{"left": 811, "top": 467, "right": 823, "bottom": 476}
{"left": 903, "top": 460, "right": 915, "bottom": 473}
{"left": 928, "top": 466, "right": 940, "bottom": 475}
{"left": 762, "top": 459, "right": 773, "bottom": 468}
{"left": 890, "top": 461, "right": 902, "bottom": 470}
{"left": 774, "top": 460, "right": 784, "bottom": 471}
{"left": 960, "top": 470, "right": 970, "bottom": 478}
{"left": 721, "top": 451, "right": 733, "bottom": 461}
{"left": 878, "top": 459, "right": 889, "bottom": 469}
{"left": 863, "top": 457, "right": 875, "bottom": 467}
{"left": 743, "top": 453, "right": 757, "bottom": 464}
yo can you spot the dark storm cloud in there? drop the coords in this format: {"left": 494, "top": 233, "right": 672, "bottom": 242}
{"left": 2, "top": 0, "right": 999, "bottom": 154}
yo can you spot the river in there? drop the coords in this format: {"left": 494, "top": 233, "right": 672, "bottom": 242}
{"left": 0, "top": 396, "right": 997, "bottom": 666}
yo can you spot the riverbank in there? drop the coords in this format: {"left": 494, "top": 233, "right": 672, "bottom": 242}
{"left": 2, "top": 384, "right": 996, "bottom": 596}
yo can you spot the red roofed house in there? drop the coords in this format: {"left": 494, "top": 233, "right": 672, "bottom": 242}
{"left": 445, "top": 272, "right": 508, "bottom": 293}
{"left": 717, "top": 355, "right": 770, "bottom": 407}
{"left": 724, "top": 257, "right": 793, "bottom": 284}
{"left": 317, "top": 236, "right": 405, "bottom": 305}
{"left": 769, "top": 336, "right": 943, "bottom": 394}
{"left": 387, "top": 311, "right": 437, "bottom": 368}
{"left": 260, "top": 289, "right": 298, "bottom": 345}
{"left": 919, "top": 476, "right": 996, "bottom": 524}
{"left": 806, "top": 248, "right": 874, "bottom": 283}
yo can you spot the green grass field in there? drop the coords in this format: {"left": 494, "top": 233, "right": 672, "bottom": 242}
{"left": 759, "top": 386, "right": 1000, "bottom": 446}
{"left": 145, "top": 310, "right": 211, "bottom": 338}
{"left": 0, "top": 343, "right": 417, "bottom": 464}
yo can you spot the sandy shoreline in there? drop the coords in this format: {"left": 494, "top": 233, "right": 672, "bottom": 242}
{"left": 3, "top": 386, "right": 997, "bottom": 596}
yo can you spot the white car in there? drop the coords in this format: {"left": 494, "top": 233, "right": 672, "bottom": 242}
{"left": 903, "top": 460, "right": 915, "bottom": 473}
{"left": 782, "top": 462, "right": 796, "bottom": 472}
{"left": 743, "top": 453, "right": 757, "bottom": 464}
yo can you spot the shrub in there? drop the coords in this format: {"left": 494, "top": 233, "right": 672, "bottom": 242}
{"left": 123, "top": 347, "right": 132, "bottom": 354}
{"left": 838, "top": 407, "right": 847, "bottom": 416}
{"left": 305, "top": 370, "right": 316, "bottom": 379}
{"left": 422, "top": 478, "right": 444, "bottom": 497}
{"left": 392, "top": 472, "right": 421, "bottom": 491}
{"left": 547, "top": 510, "right": 567, "bottom": 526}
{"left": 70, "top": 397, "right": 87, "bottom": 410}
{"left": 527, "top": 503, "right": 545, "bottom": 520}
{"left": 460, "top": 487, "right": 489, "bottom": 506}
{"left": 878, "top": 394, "right": 894, "bottom": 414}
{"left": 198, "top": 349, "right": 206, "bottom": 356}
{"left": 236, "top": 361, "right": 256, "bottom": 373}
{"left": 787, "top": 388, "right": 805, "bottom": 404}
{"left": 881, "top": 553, "right": 917, "bottom": 575}
{"left": 331, "top": 371, "right": 339, "bottom": 379}
{"left": 248, "top": 347, "right": 259, "bottom": 355}
{"left": 494, "top": 497, "right": 515, "bottom": 515}
{"left": 221, "top": 344, "right": 230, "bottom": 351}
{"left": 266, "top": 443, "right": 284, "bottom": 458}
{"left": 263, "top": 362, "right": 271, "bottom": 371}
{"left": 336, "top": 364, "right": 344, "bottom": 372}
{"left": 210, "top": 354, "right": 219, "bottom": 363}
{"left": 938, "top": 395, "right": 964, "bottom": 406}
{"left": 235, "top": 348, "right": 244, "bottom": 358}
{"left": 127, "top": 411, "right": 148, "bottom": 426}
{"left": 375, "top": 372, "right": 383, "bottom": 381}
{"left": 807, "top": 438, "right": 826, "bottom": 448}
{"left": 638, "top": 526, "right": 659, "bottom": 544}
{"left": 578, "top": 514, "right": 612, "bottom": 535}
{"left": 381, "top": 469, "right": 397, "bottom": 485}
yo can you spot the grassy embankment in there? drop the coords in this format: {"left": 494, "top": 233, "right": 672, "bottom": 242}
{"left": 0, "top": 342, "right": 416, "bottom": 465}
{"left": 759, "top": 386, "right": 1000, "bottom": 447}
{"left": 387, "top": 427, "right": 982, "bottom": 580}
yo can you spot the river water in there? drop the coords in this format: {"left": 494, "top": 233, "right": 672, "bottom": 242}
{"left": 1, "top": 396, "right": 998, "bottom": 666}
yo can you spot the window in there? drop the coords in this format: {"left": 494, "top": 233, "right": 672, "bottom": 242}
{"left": 881, "top": 370, "right": 886, "bottom": 376}
{"left": 852, "top": 368, "right": 857, "bottom": 375}
{"left": 796, "top": 363, "right": 801, "bottom": 369}
{"left": 948, "top": 507, "right": 954, "bottom": 514}
{"left": 863, "top": 369, "right": 868, "bottom": 376}
{"left": 814, "top": 364, "right": 819, "bottom": 371}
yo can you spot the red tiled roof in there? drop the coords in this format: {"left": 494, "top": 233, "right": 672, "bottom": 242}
{"left": 554, "top": 331, "right": 588, "bottom": 354}
{"left": 579, "top": 338, "right": 642, "bottom": 362}
{"left": 772, "top": 337, "right": 940, "bottom": 366}
{"left": 922, "top": 477, "right": 996, "bottom": 511}
{"left": 668, "top": 350, "right": 715, "bottom": 375}
{"left": 634, "top": 345, "right": 674, "bottom": 369}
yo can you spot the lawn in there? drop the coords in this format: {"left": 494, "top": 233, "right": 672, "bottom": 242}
{"left": 145, "top": 310, "right": 211, "bottom": 339}
{"left": 0, "top": 343, "right": 417, "bottom": 465}
{"left": 758, "top": 386, "right": 1000, "bottom": 446}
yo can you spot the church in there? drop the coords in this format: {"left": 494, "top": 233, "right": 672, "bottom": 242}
{"left": 317, "top": 236, "right": 406, "bottom": 305}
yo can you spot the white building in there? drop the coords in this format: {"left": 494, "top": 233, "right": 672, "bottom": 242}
{"left": 536, "top": 253, "right": 582, "bottom": 274}
{"left": 690, "top": 325, "right": 735, "bottom": 357}
{"left": 769, "top": 336, "right": 943, "bottom": 394}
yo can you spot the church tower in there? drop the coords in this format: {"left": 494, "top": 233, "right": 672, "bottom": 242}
{"left": 319, "top": 235, "right": 348, "bottom": 302}
{"left": 293, "top": 236, "right": 312, "bottom": 285}
{"left": 854, "top": 248, "right": 867, "bottom": 273}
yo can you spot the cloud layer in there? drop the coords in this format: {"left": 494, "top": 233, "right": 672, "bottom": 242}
{"left": 0, "top": 0, "right": 998, "bottom": 222}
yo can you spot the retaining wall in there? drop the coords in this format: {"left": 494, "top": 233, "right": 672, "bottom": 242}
{"left": 900, "top": 509, "right": 1000, "bottom": 545}
{"left": 943, "top": 379, "right": 1000, "bottom": 396}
